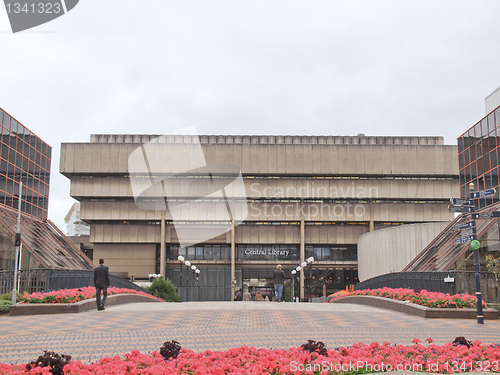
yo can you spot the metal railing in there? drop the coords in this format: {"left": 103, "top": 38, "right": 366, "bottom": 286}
{"left": 354, "top": 271, "right": 500, "bottom": 303}
{"left": 0, "top": 269, "right": 148, "bottom": 295}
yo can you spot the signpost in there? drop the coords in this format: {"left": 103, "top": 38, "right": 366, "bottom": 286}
{"left": 448, "top": 184, "right": 500, "bottom": 325}
{"left": 455, "top": 235, "right": 475, "bottom": 244}
{"left": 448, "top": 205, "right": 472, "bottom": 213}
{"left": 472, "top": 212, "right": 500, "bottom": 220}
{"left": 468, "top": 183, "right": 483, "bottom": 324}
{"left": 454, "top": 221, "right": 474, "bottom": 230}
{"left": 461, "top": 228, "right": 474, "bottom": 236}
{"left": 471, "top": 188, "right": 496, "bottom": 199}
{"left": 450, "top": 198, "right": 474, "bottom": 206}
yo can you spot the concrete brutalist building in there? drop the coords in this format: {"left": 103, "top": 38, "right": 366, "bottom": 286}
{"left": 60, "top": 134, "right": 458, "bottom": 301}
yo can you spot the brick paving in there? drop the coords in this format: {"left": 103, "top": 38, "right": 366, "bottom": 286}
{"left": 1, "top": 301, "right": 500, "bottom": 364}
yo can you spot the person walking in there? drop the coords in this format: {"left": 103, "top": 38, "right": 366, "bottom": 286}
{"left": 94, "top": 259, "right": 110, "bottom": 311}
{"left": 255, "top": 291, "right": 263, "bottom": 301}
{"left": 243, "top": 289, "right": 252, "bottom": 301}
{"left": 273, "top": 264, "right": 285, "bottom": 302}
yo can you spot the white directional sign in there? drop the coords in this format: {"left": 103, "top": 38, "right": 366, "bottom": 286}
{"left": 449, "top": 205, "right": 472, "bottom": 213}
{"left": 472, "top": 212, "right": 500, "bottom": 220}
{"left": 455, "top": 235, "right": 476, "bottom": 244}
{"left": 471, "top": 188, "right": 496, "bottom": 199}
{"left": 454, "top": 221, "right": 474, "bottom": 230}
{"left": 450, "top": 198, "right": 474, "bottom": 206}
{"left": 461, "top": 228, "right": 474, "bottom": 236}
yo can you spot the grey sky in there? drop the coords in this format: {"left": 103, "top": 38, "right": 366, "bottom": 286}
{"left": 1, "top": 0, "right": 499, "bottom": 231}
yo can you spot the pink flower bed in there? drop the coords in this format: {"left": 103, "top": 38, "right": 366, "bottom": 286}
{"left": 330, "top": 287, "right": 488, "bottom": 309}
{"left": 20, "top": 286, "right": 157, "bottom": 304}
{"left": 2, "top": 339, "right": 500, "bottom": 374}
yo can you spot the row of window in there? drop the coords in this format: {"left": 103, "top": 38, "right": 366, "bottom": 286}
{"left": 1, "top": 196, "right": 48, "bottom": 218}
{"left": 81, "top": 173, "right": 456, "bottom": 181}
{"left": 458, "top": 106, "right": 500, "bottom": 150}
{"left": 165, "top": 244, "right": 358, "bottom": 262}
{"left": 0, "top": 127, "right": 50, "bottom": 157}
{"left": 1, "top": 142, "right": 51, "bottom": 172}
{"left": 0, "top": 173, "right": 49, "bottom": 198}
{"left": 84, "top": 196, "right": 450, "bottom": 205}
{"left": 459, "top": 144, "right": 500, "bottom": 177}
{"left": 458, "top": 107, "right": 500, "bottom": 210}
{"left": 167, "top": 245, "right": 231, "bottom": 261}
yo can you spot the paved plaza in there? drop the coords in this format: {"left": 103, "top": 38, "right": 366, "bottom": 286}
{"left": 1, "top": 301, "right": 500, "bottom": 364}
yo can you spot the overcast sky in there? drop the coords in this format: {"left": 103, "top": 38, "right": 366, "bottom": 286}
{"left": 1, "top": 0, "right": 500, "bottom": 231}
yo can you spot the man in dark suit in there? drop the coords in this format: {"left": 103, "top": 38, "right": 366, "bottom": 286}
{"left": 94, "top": 259, "right": 110, "bottom": 311}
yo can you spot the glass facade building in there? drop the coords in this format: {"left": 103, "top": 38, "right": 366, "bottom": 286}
{"left": 406, "top": 101, "right": 500, "bottom": 274}
{"left": 0, "top": 204, "right": 93, "bottom": 270}
{"left": 0, "top": 107, "right": 51, "bottom": 219}
{"left": 0, "top": 106, "right": 93, "bottom": 272}
{"left": 458, "top": 105, "right": 500, "bottom": 208}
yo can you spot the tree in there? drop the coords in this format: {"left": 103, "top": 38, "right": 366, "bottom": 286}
{"left": 486, "top": 255, "right": 500, "bottom": 302}
{"left": 146, "top": 277, "right": 181, "bottom": 302}
{"left": 486, "top": 255, "right": 500, "bottom": 278}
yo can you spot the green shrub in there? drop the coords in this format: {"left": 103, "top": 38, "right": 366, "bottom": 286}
{"left": 0, "top": 292, "right": 24, "bottom": 302}
{"left": 0, "top": 300, "right": 13, "bottom": 313}
{"left": 146, "top": 277, "right": 181, "bottom": 302}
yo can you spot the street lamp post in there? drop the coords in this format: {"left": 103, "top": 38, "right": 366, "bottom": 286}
{"left": 295, "top": 257, "right": 314, "bottom": 302}
{"left": 185, "top": 261, "right": 191, "bottom": 301}
{"left": 177, "top": 255, "right": 185, "bottom": 300}
{"left": 11, "top": 182, "right": 22, "bottom": 304}
{"left": 190, "top": 264, "right": 196, "bottom": 286}
{"left": 195, "top": 268, "right": 200, "bottom": 286}
{"left": 176, "top": 256, "right": 201, "bottom": 302}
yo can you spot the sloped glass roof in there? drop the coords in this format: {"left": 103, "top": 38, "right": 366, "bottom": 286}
{"left": 404, "top": 201, "right": 500, "bottom": 272}
{"left": 0, "top": 204, "right": 94, "bottom": 270}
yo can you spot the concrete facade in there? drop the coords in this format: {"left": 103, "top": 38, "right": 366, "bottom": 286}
{"left": 60, "top": 134, "right": 459, "bottom": 300}
{"left": 357, "top": 221, "right": 451, "bottom": 281}
{"left": 486, "top": 86, "right": 500, "bottom": 114}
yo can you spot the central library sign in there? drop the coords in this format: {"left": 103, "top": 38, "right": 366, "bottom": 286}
{"left": 238, "top": 245, "right": 299, "bottom": 261}
{"left": 244, "top": 248, "right": 290, "bottom": 258}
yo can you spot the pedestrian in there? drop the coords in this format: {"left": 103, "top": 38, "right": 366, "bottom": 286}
{"left": 94, "top": 259, "right": 110, "bottom": 311}
{"left": 255, "top": 291, "right": 263, "bottom": 301}
{"left": 235, "top": 290, "right": 242, "bottom": 301}
{"left": 243, "top": 289, "right": 252, "bottom": 301}
{"left": 273, "top": 264, "right": 285, "bottom": 302}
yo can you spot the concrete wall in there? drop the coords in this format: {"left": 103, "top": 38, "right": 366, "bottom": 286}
{"left": 486, "top": 86, "right": 500, "bottom": 114}
{"left": 92, "top": 243, "right": 156, "bottom": 279}
{"left": 60, "top": 142, "right": 458, "bottom": 177}
{"left": 357, "top": 222, "right": 451, "bottom": 282}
